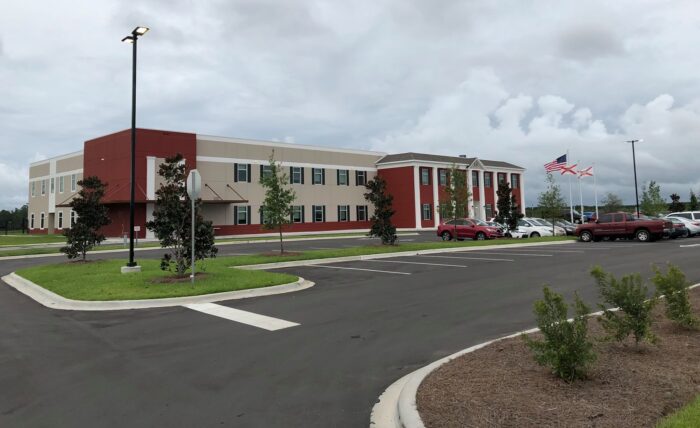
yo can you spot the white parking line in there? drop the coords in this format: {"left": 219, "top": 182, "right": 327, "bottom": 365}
{"left": 680, "top": 243, "right": 700, "bottom": 248}
{"left": 365, "top": 259, "right": 468, "bottom": 268}
{"left": 183, "top": 303, "right": 300, "bottom": 331}
{"left": 457, "top": 251, "right": 553, "bottom": 257}
{"left": 419, "top": 254, "right": 514, "bottom": 262}
{"left": 308, "top": 265, "right": 411, "bottom": 275}
{"left": 503, "top": 248, "right": 585, "bottom": 253}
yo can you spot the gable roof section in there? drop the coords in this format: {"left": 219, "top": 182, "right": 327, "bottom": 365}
{"left": 376, "top": 152, "right": 524, "bottom": 170}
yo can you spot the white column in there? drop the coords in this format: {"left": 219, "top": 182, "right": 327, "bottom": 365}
{"left": 494, "top": 171, "right": 500, "bottom": 216}
{"left": 413, "top": 166, "right": 422, "bottom": 229}
{"left": 519, "top": 174, "right": 526, "bottom": 215}
{"left": 478, "top": 170, "right": 486, "bottom": 220}
{"left": 146, "top": 156, "right": 156, "bottom": 200}
{"left": 432, "top": 167, "right": 439, "bottom": 226}
{"left": 48, "top": 160, "right": 56, "bottom": 214}
{"left": 466, "top": 168, "right": 474, "bottom": 217}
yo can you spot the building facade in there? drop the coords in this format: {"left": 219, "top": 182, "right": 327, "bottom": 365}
{"left": 27, "top": 129, "right": 525, "bottom": 237}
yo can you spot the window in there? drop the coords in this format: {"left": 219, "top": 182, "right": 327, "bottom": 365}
{"left": 511, "top": 174, "right": 519, "bottom": 189}
{"left": 518, "top": 219, "right": 531, "bottom": 227}
{"left": 41, "top": 180, "right": 46, "bottom": 195}
{"left": 31, "top": 182, "right": 35, "bottom": 197}
{"left": 625, "top": 213, "right": 636, "bottom": 221}
{"left": 356, "top": 205, "right": 368, "bottom": 221}
{"left": 235, "top": 205, "right": 250, "bottom": 225}
{"left": 59, "top": 176, "right": 64, "bottom": 193}
{"left": 70, "top": 210, "right": 76, "bottom": 227}
{"left": 471, "top": 171, "right": 479, "bottom": 187}
{"left": 438, "top": 169, "right": 448, "bottom": 186}
{"left": 50, "top": 177, "right": 55, "bottom": 194}
{"left": 234, "top": 163, "right": 251, "bottom": 183}
{"left": 40, "top": 212, "right": 45, "bottom": 229}
{"left": 485, "top": 204, "right": 493, "bottom": 219}
{"left": 484, "top": 172, "right": 492, "bottom": 188}
{"left": 290, "top": 167, "right": 304, "bottom": 184}
{"left": 355, "top": 170, "right": 367, "bottom": 186}
{"left": 312, "top": 168, "right": 325, "bottom": 185}
{"left": 312, "top": 205, "right": 325, "bottom": 222}
{"left": 673, "top": 213, "right": 692, "bottom": 219}
{"left": 291, "top": 205, "right": 304, "bottom": 223}
{"left": 439, "top": 203, "right": 450, "bottom": 219}
{"left": 259, "top": 207, "right": 267, "bottom": 225}
{"left": 422, "top": 203, "right": 432, "bottom": 220}
{"left": 337, "top": 169, "right": 349, "bottom": 186}
{"left": 338, "top": 205, "right": 350, "bottom": 222}
{"left": 71, "top": 174, "right": 77, "bottom": 192}
{"left": 260, "top": 165, "right": 273, "bottom": 180}
{"left": 420, "top": 168, "right": 430, "bottom": 185}
{"left": 58, "top": 212, "right": 63, "bottom": 229}
{"left": 613, "top": 214, "right": 625, "bottom": 223}
{"left": 498, "top": 173, "right": 506, "bottom": 185}
{"left": 30, "top": 213, "right": 35, "bottom": 229}
{"left": 598, "top": 214, "right": 613, "bottom": 223}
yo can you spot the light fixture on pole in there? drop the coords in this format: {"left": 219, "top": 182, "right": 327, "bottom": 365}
{"left": 121, "top": 26, "right": 149, "bottom": 273}
{"left": 625, "top": 139, "right": 643, "bottom": 217}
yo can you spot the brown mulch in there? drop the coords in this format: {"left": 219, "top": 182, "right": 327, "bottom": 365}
{"left": 150, "top": 272, "right": 208, "bottom": 284}
{"left": 418, "top": 288, "right": 700, "bottom": 428}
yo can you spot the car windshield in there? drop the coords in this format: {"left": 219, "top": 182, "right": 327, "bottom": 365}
{"left": 530, "top": 219, "right": 548, "bottom": 226}
{"left": 473, "top": 219, "right": 488, "bottom": 226}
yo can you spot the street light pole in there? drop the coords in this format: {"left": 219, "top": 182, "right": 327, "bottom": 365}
{"left": 625, "top": 139, "right": 642, "bottom": 217}
{"left": 122, "top": 26, "right": 149, "bottom": 269}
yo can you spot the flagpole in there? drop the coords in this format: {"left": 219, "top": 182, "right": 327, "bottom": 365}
{"left": 593, "top": 163, "right": 599, "bottom": 219}
{"left": 578, "top": 160, "right": 584, "bottom": 222}
{"left": 567, "top": 149, "right": 574, "bottom": 223}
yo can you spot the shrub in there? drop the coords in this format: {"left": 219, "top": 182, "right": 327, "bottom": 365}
{"left": 523, "top": 286, "right": 596, "bottom": 382}
{"left": 590, "top": 266, "right": 657, "bottom": 346}
{"left": 652, "top": 264, "right": 698, "bottom": 329}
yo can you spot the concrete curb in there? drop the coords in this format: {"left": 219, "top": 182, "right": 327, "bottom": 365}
{"left": 1, "top": 272, "right": 313, "bottom": 311}
{"left": 370, "top": 282, "right": 700, "bottom": 428}
{"left": 238, "top": 240, "right": 576, "bottom": 271}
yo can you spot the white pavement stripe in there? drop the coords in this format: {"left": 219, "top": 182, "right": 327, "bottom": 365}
{"left": 366, "top": 259, "right": 468, "bottom": 268}
{"left": 419, "top": 255, "right": 514, "bottom": 262}
{"left": 307, "top": 247, "right": 337, "bottom": 250}
{"left": 503, "top": 248, "right": 585, "bottom": 253}
{"left": 308, "top": 265, "right": 411, "bottom": 275}
{"left": 680, "top": 243, "right": 700, "bottom": 248}
{"left": 183, "top": 303, "right": 299, "bottom": 331}
{"left": 457, "top": 251, "right": 553, "bottom": 257}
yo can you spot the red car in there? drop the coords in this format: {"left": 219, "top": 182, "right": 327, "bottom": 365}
{"left": 437, "top": 218, "right": 503, "bottom": 241}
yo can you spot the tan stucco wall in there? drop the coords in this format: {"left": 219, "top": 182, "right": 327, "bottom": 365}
{"left": 28, "top": 153, "right": 83, "bottom": 232}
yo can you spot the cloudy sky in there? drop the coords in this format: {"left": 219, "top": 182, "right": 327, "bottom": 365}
{"left": 2, "top": 0, "right": 700, "bottom": 210}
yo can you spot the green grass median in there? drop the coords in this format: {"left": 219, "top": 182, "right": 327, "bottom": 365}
{"left": 15, "top": 258, "right": 298, "bottom": 301}
{"left": 657, "top": 395, "right": 700, "bottom": 428}
{"left": 0, "top": 234, "right": 67, "bottom": 246}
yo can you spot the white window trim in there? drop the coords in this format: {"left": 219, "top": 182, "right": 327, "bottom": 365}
{"left": 291, "top": 167, "right": 303, "bottom": 184}
{"left": 59, "top": 176, "right": 64, "bottom": 193}
{"left": 58, "top": 211, "right": 64, "bottom": 229}
{"left": 236, "top": 206, "right": 249, "bottom": 225}
{"left": 40, "top": 212, "right": 45, "bottom": 230}
{"left": 339, "top": 205, "right": 350, "bottom": 222}
{"left": 292, "top": 205, "right": 303, "bottom": 223}
{"left": 30, "top": 213, "right": 35, "bottom": 229}
{"left": 71, "top": 174, "right": 77, "bottom": 192}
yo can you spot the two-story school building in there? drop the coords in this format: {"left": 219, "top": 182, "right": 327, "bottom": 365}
{"left": 27, "top": 129, "right": 525, "bottom": 238}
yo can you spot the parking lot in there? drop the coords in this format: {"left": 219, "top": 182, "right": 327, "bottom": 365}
{"left": 2, "top": 236, "right": 700, "bottom": 427}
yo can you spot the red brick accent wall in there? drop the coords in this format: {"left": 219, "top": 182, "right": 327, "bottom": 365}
{"left": 378, "top": 166, "right": 416, "bottom": 228}
{"left": 419, "top": 167, "right": 434, "bottom": 228}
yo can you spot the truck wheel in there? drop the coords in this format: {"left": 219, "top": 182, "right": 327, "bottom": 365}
{"left": 531, "top": 232, "right": 540, "bottom": 238}
{"left": 635, "top": 229, "right": 651, "bottom": 242}
{"left": 475, "top": 232, "right": 486, "bottom": 241}
{"left": 441, "top": 231, "right": 452, "bottom": 241}
{"left": 579, "top": 230, "right": 593, "bottom": 242}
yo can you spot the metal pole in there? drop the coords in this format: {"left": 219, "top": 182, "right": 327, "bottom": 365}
{"left": 191, "top": 173, "right": 196, "bottom": 285}
{"left": 567, "top": 149, "right": 573, "bottom": 223}
{"left": 127, "top": 34, "right": 138, "bottom": 267}
{"left": 631, "top": 140, "right": 640, "bottom": 217}
{"left": 593, "top": 163, "right": 599, "bottom": 219}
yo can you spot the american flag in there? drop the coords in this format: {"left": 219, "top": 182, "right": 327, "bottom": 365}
{"left": 544, "top": 154, "right": 567, "bottom": 172}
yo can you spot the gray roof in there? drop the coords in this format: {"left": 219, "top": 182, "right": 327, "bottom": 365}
{"left": 376, "top": 152, "right": 524, "bottom": 170}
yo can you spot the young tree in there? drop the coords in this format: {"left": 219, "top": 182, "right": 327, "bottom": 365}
{"left": 61, "top": 176, "right": 111, "bottom": 261}
{"left": 364, "top": 175, "right": 397, "bottom": 245}
{"left": 495, "top": 182, "right": 520, "bottom": 230}
{"left": 508, "top": 194, "right": 522, "bottom": 231}
{"left": 668, "top": 193, "right": 685, "bottom": 213}
{"left": 601, "top": 192, "right": 623, "bottom": 213}
{"left": 146, "top": 154, "right": 217, "bottom": 276}
{"left": 640, "top": 180, "right": 666, "bottom": 216}
{"left": 442, "top": 165, "right": 470, "bottom": 236}
{"left": 689, "top": 190, "right": 699, "bottom": 210}
{"left": 538, "top": 173, "right": 566, "bottom": 235}
{"left": 259, "top": 153, "right": 296, "bottom": 254}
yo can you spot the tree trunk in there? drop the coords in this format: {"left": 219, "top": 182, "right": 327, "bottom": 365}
{"left": 279, "top": 224, "right": 284, "bottom": 254}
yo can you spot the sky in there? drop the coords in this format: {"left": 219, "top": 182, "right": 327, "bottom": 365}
{"left": 2, "top": 0, "right": 700, "bottom": 210}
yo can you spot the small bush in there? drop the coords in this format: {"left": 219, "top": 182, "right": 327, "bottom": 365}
{"left": 652, "top": 264, "right": 698, "bottom": 329}
{"left": 590, "top": 266, "right": 657, "bottom": 346}
{"left": 523, "top": 286, "right": 596, "bottom": 382}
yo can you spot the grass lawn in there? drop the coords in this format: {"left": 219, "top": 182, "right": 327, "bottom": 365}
{"left": 226, "top": 236, "right": 574, "bottom": 266}
{"left": 0, "top": 234, "right": 67, "bottom": 246}
{"left": 658, "top": 395, "right": 700, "bottom": 427}
{"left": 15, "top": 258, "right": 298, "bottom": 301}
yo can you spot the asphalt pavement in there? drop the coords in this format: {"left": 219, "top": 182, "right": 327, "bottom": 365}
{"left": 1, "top": 234, "right": 699, "bottom": 427}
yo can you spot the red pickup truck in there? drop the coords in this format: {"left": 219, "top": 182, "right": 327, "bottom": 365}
{"left": 576, "top": 212, "right": 672, "bottom": 242}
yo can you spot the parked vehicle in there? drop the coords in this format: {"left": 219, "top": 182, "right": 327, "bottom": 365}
{"left": 485, "top": 220, "right": 508, "bottom": 235}
{"left": 553, "top": 219, "right": 577, "bottom": 235}
{"left": 559, "top": 209, "right": 585, "bottom": 223}
{"left": 575, "top": 212, "right": 672, "bottom": 242}
{"left": 667, "top": 218, "right": 689, "bottom": 239}
{"left": 532, "top": 218, "right": 567, "bottom": 236}
{"left": 666, "top": 215, "right": 700, "bottom": 237}
{"left": 517, "top": 218, "right": 554, "bottom": 238}
{"left": 665, "top": 211, "right": 700, "bottom": 221}
{"left": 438, "top": 218, "right": 503, "bottom": 241}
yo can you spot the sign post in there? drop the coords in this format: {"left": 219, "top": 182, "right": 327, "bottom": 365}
{"left": 186, "top": 169, "right": 201, "bottom": 284}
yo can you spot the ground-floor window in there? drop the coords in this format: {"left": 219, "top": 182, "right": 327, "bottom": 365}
{"left": 70, "top": 210, "right": 76, "bottom": 227}
{"left": 439, "top": 203, "right": 450, "bottom": 219}
{"left": 338, "top": 205, "right": 350, "bottom": 222}
{"left": 485, "top": 204, "right": 493, "bottom": 219}
{"left": 356, "top": 205, "right": 368, "bottom": 221}
{"left": 30, "top": 213, "right": 35, "bottom": 229}
{"left": 291, "top": 205, "right": 304, "bottom": 223}
{"left": 40, "top": 212, "right": 45, "bottom": 229}
{"left": 312, "top": 205, "right": 325, "bottom": 222}
{"left": 421, "top": 204, "right": 432, "bottom": 221}
{"left": 58, "top": 212, "right": 63, "bottom": 229}
{"left": 235, "top": 205, "right": 250, "bottom": 225}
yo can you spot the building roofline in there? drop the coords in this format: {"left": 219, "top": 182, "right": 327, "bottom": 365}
{"left": 29, "top": 150, "right": 84, "bottom": 167}
{"left": 197, "top": 134, "right": 387, "bottom": 157}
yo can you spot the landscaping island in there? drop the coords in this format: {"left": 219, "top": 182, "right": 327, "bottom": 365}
{"left": 417, "top": 287, "right": 700, "bottom": 427}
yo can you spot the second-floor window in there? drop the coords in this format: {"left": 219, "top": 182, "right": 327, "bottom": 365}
{"left": 471, "top": 171, "right": 479, "bottom": 187}
{"left": 31, "top": 182, "right": 35, "bottom": 197}
{"left": 290, "top": 167, "right": 304, "bottom": 184}
{"left": 355, "top": 170, "right": 367, "bottom": 186}
{"left": 438, "top": 169, "right": 448, "bottom": 186}
{"left": 59, "top": 176, "right": 64, "bottom": 193}
{"left": 337, "top": 169, "right": 349, "bottom": 185}
{"left": 498, "top": 173, "right": 506, "bottom": 185}
{"left": 511, "top": 174, "right": 519, "bottom": 188}
{"left": 50, "top": 178, "right": 55, "bottom": 194}
{"left": 71, "top": 174, "right": 77, "bottom": 192}
{"left": 41, "top": 180, "right": 46, "bottom": 195}
{"left": 312, "top": 168, "right": 325, "bottom": 185}
{"left": 234, "top": 163, "right": 251, "bottom": 182}
{"left": 420, "top": 168, "right": 430, "bottom": 185}
{"left": 484, "top": 172, "right": 492, "bottom": 188}
{"left": 260, "top": 165, "right": 273, "bottom": 180}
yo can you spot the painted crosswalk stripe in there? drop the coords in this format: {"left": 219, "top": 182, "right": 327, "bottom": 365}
{"left": 308, "top": 264, "right": 411, "bottom": 275}
{"left": 183, "top": 303, "right": 299, "bottom": 331}
{"left": 420, "top": 254, "right": 514, "bottom": 262}
{"left": 366, "top": 259, "right": 468, "bottom": 268}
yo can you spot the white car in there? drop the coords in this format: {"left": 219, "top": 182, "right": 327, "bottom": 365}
{"left": 531, "top": 218, "right": 567, "bottom": 236}
{"left": 665, "top": 211, "right": 700, "bottom": 221}
{"left": 666, "top": 216, "right": 700, "bottom": 237}
{"left": 517, "top": 218, "right": 554, "bottom": 238}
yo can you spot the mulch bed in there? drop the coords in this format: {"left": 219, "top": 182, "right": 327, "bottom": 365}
{"left": 418, "top": 288, "right": 700, "bottom": 428}
{"left": 151, "top": 272, "right": 208, "bottom": 284}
